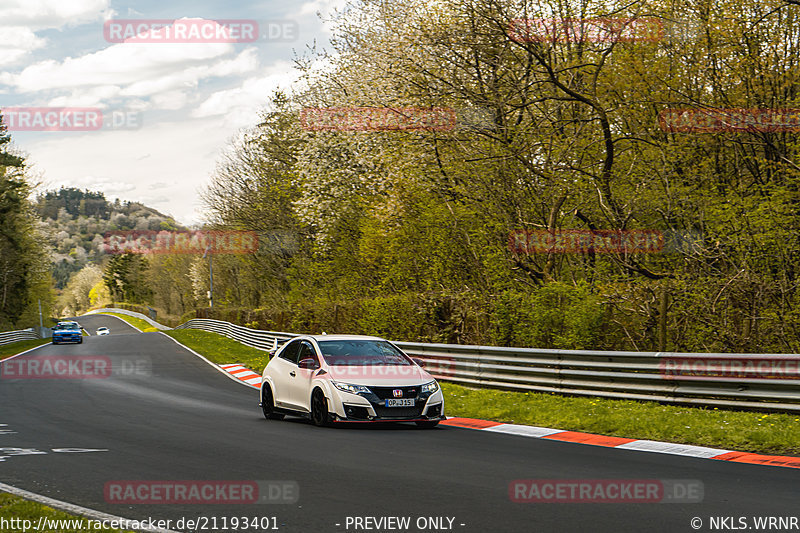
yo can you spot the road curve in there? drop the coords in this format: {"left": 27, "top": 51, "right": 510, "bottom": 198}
{"left": 0, "top": 314, "right": 798, "bottom": 532}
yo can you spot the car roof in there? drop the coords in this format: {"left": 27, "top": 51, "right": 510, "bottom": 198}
{"left": 301, "top": 334, "right": 388, "bottom": 342}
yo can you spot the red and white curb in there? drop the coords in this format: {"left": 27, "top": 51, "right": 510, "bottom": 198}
{"left": 216, "top": 363, "right": 800, "bottom": 471}
{"left": 441, "top": 417, "right": 800, "bottom": 470}
{"left": 220, "top": 364, "right": 261, "bottom": 387}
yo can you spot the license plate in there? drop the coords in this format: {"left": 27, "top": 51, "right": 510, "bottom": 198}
{"left": 385, "top": 399, "right": 415, "bottom": 407}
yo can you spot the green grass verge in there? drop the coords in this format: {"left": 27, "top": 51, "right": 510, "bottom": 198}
{"left": 442, "top": 383, "right": 800, "bottom": 456}
{"left": 158, "top": 327, "right": 800, "bottom": 457}
{"left": 0, "top": 338, "right": 50, "bottom": 361}
{"left": 96, "top": 312, "right": 152, "bottom": 332}
{"left": 164, "top": 329, "right": 270, "bottom": 371}
{"left": 0, "top": 493, "right": 134, "bottom": 532}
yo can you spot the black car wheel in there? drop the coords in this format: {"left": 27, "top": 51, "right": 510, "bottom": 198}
{"left": 261, "top": 385, "right": 284, "bottom": 420}
{"left": 310, "top": 389, "right": 331, "bottom": 427}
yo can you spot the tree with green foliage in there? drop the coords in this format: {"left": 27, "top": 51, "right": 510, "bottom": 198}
{"left": 183, "top": 0, "right": 800, "bottom": 353}
{"left": 0, "top": 114, "right": 54, "bottom": 329}
{"left": 102, "top": 252, "right": 152, "bottom": 305}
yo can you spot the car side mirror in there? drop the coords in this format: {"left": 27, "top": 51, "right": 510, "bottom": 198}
{"left": 298, "top": 358, "right": 320, "bottom": 370}
{"left": 412, "top": 358, "right": 425, "bottom": 367}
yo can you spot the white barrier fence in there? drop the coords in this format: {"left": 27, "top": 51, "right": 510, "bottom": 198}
{"left": 174, "top": 319, "right": 296, "bottom": 351}
{"left": 85, "top": 308, "right": 172, "bottom": 330}
{"left": 0, "top": 328, "right": 39, "bottom": 347}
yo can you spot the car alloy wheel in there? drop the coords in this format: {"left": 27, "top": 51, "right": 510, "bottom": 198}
{"left": 261, "top": 385, "right": 284, "bottom": 420}
{"left": 310, "top": 389, "right": 331, "bottom": 427}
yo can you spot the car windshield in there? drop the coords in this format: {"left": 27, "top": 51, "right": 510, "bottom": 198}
{"left": 58, "top": 324, "right": 80, "bottom": 330}
{"left": 317, "top": 340, "right": 411, "bottom": 366}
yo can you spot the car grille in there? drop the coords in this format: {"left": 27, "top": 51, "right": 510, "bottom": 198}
{"left": 373, "top": 405, "right": 425, "bottom": 419}
{"left": 369, "top": 386, "right": 419, "bottom": 400}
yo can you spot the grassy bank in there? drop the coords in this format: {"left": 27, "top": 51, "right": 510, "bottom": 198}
{"left": 96, "top": 312, "right": 152, "bottom": 332}
{"left": 442, "top": 383, "right": 800, "bottom": 456}
{"left": 0, "top": 338, "right": 49, "bottom": 360}
{"left": 0, "top": 493, "right": 133, "bottom": 533}
{"left": 163, "top": 329, "right": 271, "bottom": 370}
{"left": 95, "top": 312, "right": 270, "bottom": 369}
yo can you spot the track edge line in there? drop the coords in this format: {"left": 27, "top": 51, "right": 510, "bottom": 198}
{"left": 0, "top": 481, "right": 180, "bottom": 533}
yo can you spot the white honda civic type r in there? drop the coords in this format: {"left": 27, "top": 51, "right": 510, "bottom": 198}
{"left": 260, "top": 335, "right": 445, "bottom": 428}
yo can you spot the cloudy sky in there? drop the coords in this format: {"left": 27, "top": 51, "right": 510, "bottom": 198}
{"left": 1, "top": 0, "right": 343, "bottom": 225}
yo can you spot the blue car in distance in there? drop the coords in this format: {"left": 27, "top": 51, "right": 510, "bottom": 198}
{"left": 52, "top": 321, "right": 83, "bottom": 344}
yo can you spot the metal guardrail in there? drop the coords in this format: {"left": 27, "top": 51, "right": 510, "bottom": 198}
{"left": 0, "top": 328, "right": 39, "bottom": 346}
{"left": 175, "top": 319, "right": 298, "bottom": 352}
{"left": 92, "top": 310, "right": 297, "bottom": 354}
{"left": 85, "top": 308, "right": 172, "bottom": 330}
{"left": 90, "top": 309, "right": 800, "bottom": 412}
{"left": 393, "top": 342, "right": 800, "bottom": 413}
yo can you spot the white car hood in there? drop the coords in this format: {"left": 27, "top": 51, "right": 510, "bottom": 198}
{"left": 324, "top": 364, "right": 432, "bottom": 386}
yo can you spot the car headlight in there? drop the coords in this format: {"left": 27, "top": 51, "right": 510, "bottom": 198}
{"left": 332, "top": 381, "right": 371, "bottom": 395}
{"left": 422, "top": 380, "right": 439, "bottom": 394}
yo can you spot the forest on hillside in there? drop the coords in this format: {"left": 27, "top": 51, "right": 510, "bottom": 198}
{"left": 35, "top": 188, "right": 184, "bottom": 290}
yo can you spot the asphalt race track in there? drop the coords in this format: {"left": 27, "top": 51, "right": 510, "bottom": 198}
{"left": 1, "top": 314, "right": 799, "bottom": 532}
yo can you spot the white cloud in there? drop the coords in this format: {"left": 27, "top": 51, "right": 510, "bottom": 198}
{"left": 0, "top": 0, "right": 109, "bottom": 28}
{"left": 0, "top": 1, "right": 109, "bottom": 66}
{"left": 0, "top": 27, "right": 47, "bottom": 67}
{"left": 149, "top": 90, "right": 191, "bottom": 111}
{"left": 294, "top": 0, "right": 350, "bottom": 18}
{"left": 47, "top": 85, "right": 121, "bottom": 108}
{"left": 192, "top": 59, "right": 298, "bottom": 125}
{"left": 2, "top": 22, "right": 261, "bottom": 115}
{"left": 5, "top": 41, "right": 234, "bottom": 93}
{"left": 118, "top": 48, "right": 258, "bottom": 99}
{"left": 0, "top": 0, "right": 109, "bottom": 67}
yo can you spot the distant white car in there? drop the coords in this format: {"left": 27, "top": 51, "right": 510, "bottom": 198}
{"left": 96, "top": 327, "right": 110, "bottom": 336}
{"left": 260, "top": 335, "right": 445, "bottom": 428}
